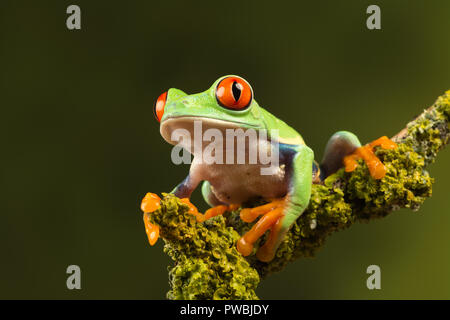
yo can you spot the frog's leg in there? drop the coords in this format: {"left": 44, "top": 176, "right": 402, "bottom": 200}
{"left": 320, "top": 131, "right": 361, "bottom": 178}
{"left": 201, "top": 180, "right": 225, "bottom": 207}
{"left": 321, "top": 132, "right": 398, "bottom": 180}
{"left": 237, "top": 145, "right": 314, "bottom": 262}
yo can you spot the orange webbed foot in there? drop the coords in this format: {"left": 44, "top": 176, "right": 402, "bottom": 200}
{"left": 237, "top": 198, "right": 286, "bottom": 259}
{"left": 343, "top": 136, "right": 398, "bottom": 179}
{"left": 141, "top": 193, "right": 161, "bottom": 246}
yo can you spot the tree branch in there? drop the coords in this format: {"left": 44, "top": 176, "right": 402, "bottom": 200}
{"left": 148, "top": 90, "right": 449, "bottom": 299}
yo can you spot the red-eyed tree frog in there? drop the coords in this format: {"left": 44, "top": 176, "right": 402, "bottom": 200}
{"left": 141, "top": 75, "right": 397, "bottom": 262}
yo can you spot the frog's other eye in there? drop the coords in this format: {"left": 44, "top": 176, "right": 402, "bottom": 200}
{"left": 216, "top": 76, "right": 253, "bottom": 110}
{"left": 154, "top": 91, "right": 167, "bottom": 122}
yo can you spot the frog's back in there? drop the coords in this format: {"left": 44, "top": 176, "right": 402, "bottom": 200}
{"left": 259, "top": 107, "right": 304, "bottom": 145}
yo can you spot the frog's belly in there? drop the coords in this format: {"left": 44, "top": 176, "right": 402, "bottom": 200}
{"left": 197, "top": 162, "right": 288, "bottom": 204}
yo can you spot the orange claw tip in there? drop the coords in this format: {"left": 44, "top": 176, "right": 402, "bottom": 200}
{"left": 368, "top": 161, "right": 387, "bottom": 180}
{"left": 141, "top": 193, "right": 161, "bottom": 213}
{"left": 143, "top": 213, "right": 159, "bottom": 246}
{"left": 369, "top": 136, "right": 398, "bottom": 150}
{"left": 236, "top": 237, "right": 253, "bottom": 257}
{"left": 147, "top": 225, "right": 160, "bottom": 246}
{"left": 380, "top": 140, "right": 398, "bottom": 150}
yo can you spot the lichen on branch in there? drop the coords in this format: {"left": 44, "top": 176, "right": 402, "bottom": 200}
{"left": 148, "top": 90, "right": 449, "bottom": 299}
{"left": 148, "top": 194, "right": 260, "bottom": 300}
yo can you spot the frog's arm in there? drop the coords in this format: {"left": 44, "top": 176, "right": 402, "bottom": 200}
{"left": 171, "top": 174, "right": 201, "bottom": 199}
{"left": 258, "top": 144, "right": 313, "bottom": 261}
{"left": 285, "top": 145, "right": 314, "bottom": 226}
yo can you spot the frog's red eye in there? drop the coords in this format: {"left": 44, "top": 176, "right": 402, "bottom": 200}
{"left": 154, "top": 91, "right": 167, "bottom": 122}
{"left": 216, "top": 76, "right": 252, "bottom": 110}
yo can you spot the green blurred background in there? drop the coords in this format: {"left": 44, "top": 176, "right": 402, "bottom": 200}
{"left": 1, "top": 0, "right": 449, "bottom": 299}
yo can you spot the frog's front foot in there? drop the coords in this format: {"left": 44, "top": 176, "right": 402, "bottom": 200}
{"left": 343, "top": 136, "right": 397, "bottom": 179}
{"left": 237, "top": 198, "right": 286, "bottom": 262}
{"left": 141, "top": 193, "right": 162, "bottom": 246}
{"left": 180, "top": 198, "right": 239, "bottom": 223}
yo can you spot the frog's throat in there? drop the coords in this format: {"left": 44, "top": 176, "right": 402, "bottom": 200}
{"left": 160, "top": 116, "right": 262, "bottom": 146}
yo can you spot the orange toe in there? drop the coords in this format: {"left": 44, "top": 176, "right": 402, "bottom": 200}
{"left": 236, "top": 206, "right": 284, "bottom": 258}
{"left": 180, "top": 198, "right": 199, "bottom": 214}
{"left": 199, "top": 205, "right": 229, "bottom": 222}
{"left": 143, "top": 212, "right": 159, "bottom": 246}
{"left": 237, "top": 236, "right": 254, "bottom": 256}
{"left": 141, "top": 193, "right": 161, "bottom": 213}
{"left": 256, "top": 216, "right": 283, "bottom": 262}
{"left": 180, "top": 198, "right": 236, "bottom": 223}
{"left": 240, "top": 200, "right": 283, "bottom": 223}
{"left": 369, "top": 136, "right": 398, "bottom": 149}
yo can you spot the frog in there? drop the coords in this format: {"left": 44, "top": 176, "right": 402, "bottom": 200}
{"left": 141, "top": 75, "right": 397, "bottom": 262}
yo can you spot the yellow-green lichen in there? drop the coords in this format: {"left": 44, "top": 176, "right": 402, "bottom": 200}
{"left": 147, "top": 194, "right": 259, "bottom": 300}
{"left": 398, "top": 90, "right": 450, "bottom": 164}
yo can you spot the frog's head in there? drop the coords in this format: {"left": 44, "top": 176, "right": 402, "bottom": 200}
{"left": 154, "top": 75, "right": 265, "bottom": 145}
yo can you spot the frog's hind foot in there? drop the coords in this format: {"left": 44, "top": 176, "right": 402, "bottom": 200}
{"left": 343, "top": 136, "right": 397, "bottom": 179}
{"left": 237, "top": 198, "right": 286, "bottom": 261}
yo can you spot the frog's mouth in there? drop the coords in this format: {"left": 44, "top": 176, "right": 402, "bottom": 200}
{"left": 160, "top": 116, "right": 262, "bottom": 147}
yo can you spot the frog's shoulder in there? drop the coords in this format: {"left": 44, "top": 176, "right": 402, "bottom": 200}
{"left": 259, "top": 107, "right": 305, "bottom": 145}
